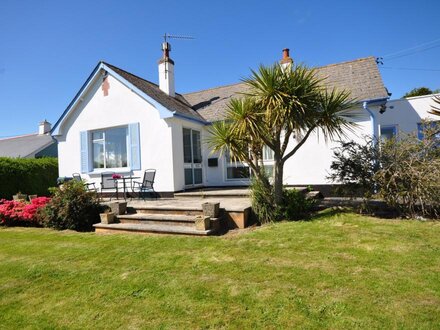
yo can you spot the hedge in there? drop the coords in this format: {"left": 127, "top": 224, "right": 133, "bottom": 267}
{"left": 0, "top": 157, "right": 58, "bottom": 199}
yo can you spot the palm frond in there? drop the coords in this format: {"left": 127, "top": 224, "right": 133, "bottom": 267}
{"left": 429, "top": 95, "right": 440, "bottom": 116}
{"left": 314, "top": 88, "right": 358, "bottom": 142}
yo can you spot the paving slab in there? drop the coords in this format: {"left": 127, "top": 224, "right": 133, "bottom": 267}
{"left": 127, "top": 197, "right": 251, "bottom": 213}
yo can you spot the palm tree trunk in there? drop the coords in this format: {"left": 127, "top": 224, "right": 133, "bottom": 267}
{"left": 273, "top": 154, "right": 284, "bottom": 206}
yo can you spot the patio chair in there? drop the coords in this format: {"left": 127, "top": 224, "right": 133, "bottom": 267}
{"left": 100, "top": 172, "right": 119, "bottom": 200}
{"left": 72, "top": 173, "right": 97, "bottom": 192}
{"left": 132, "top": 169, "right": 157, "bottom": 200}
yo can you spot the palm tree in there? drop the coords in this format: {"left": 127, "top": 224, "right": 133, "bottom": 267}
{"left": 429, "top": 95, "right": 440, "bottom": 117}
{"left": 207, "top": 62, "right": 357, "bottom": 208}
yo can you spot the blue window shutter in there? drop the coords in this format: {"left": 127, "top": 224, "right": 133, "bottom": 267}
{"left": 129, "top": 123, "right": 141, "bottom": 170}
{"left": 80, "top": 131, "right": 90, "bottom": 173}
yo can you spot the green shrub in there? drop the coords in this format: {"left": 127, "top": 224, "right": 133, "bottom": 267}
{"left": 329, "top": 122, "right": 440, "bottom": 218}
{"left": 40, "top": 180, "right": 102, "bottom": 231}
{"left": 250, "top": 176, "right": 279, "bottom": 224}
{"left": 375, "top": 125, "right": 440, "bottom": 218}
{"left": 0, "top": 157, "right": 58, "bottom": 199}
{"left": 281, "top": 188, "right": 316, "bottom": 220}
{"left": 328, "top": 138, "right": 380, "bottom": 197}
{"left": 251, "top": 175, "right": 315, "bottom": 223}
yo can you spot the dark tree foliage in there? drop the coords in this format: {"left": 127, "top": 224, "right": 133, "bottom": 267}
{"left": 328, "top": 138, "right": 380, "bottom": 197}
{"left": 402, "top": 87, "right": 435, "bottom": 98}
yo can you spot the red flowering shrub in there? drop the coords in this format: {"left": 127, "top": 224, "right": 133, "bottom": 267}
{"left": 0, "top": 197, "right": 50, "bottom": 226}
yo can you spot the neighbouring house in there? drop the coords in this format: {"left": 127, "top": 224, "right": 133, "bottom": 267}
{"left": 0, "top": 121, "right": 57, "bottom": 158}
{"left": 52, "top": 43, "right": 393, "bottom": 195}
{"left": 379, "top": 93, "right": 440, "bottom": 140}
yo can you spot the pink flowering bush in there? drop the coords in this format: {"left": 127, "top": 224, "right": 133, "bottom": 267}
{"left": 0, "top": 197, "right": 50, "bottom": 226}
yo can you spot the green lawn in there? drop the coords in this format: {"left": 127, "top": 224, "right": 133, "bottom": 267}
{"left": 0, "top": 210, "right": 439, "bottom": 329}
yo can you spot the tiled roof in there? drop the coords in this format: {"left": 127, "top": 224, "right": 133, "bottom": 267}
{"left": 183, "top": 83, "right": 250, "bottom": 122}
{"left": 314, "top": 56, "right": 388, "bottom": 101}
{"left": 0, "top": 134, "right": 55, "bottom": 158}
{"left": 104, "top": 62, "right": 206, "bottom": 123}
{"left": 183, "top": 56, "right": 389, "bottom": 122}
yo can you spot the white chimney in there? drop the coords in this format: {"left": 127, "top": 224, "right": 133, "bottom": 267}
{"left": 39, "top": 120, "right": 51, "bottom": 135}
{"left": 280, "top": 48, "right": 293, "bottom": 71}
{"left": 158, "top": 42, "right": 175, "bottom": 97}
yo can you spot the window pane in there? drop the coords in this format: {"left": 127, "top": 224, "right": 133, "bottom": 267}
{"left": 380, "top": 126, "right": 396, "bottom": 142}
{"left": 105, "top": 127, "right": 127, "bottom": 168}
{"left": 263, "top": 164, "right": 274, "bottom": 178}
{"left": 192, "top": 130, "right": 202, "bottom": 163}
{"left": 184, "top": 168, "right": 193, "bottom": 185}
{"left": 92, "top": 132, "right": 103, "bottom": 140}
{"left": 93, "top": 142, "right": 104, "bottom": 168}
{"left": 227, "top": 166, "right": 250, "bottom": 179}
{"left": 263, "top": 145, "right": 274, "bottom": 161}
{"left": 194, "top": 168, "right": 203, "bottom": 184}
{"left": 183, "top": 128, "right": 192, "bottom": 163}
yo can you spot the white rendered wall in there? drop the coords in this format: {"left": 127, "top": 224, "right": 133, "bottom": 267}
{"left": 283, "top": 111, "right": 371, "bottom": 185}
{"left": 378, "top": 94, "right": 439, "bottom": 133}
{"left": 56, "top": 73, "right": 176, "bottom": 192}
{"left": 202, "top": 107, "right": 373, "bottom": 186}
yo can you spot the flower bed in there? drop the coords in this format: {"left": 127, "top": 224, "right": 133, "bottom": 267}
{"left": 0, "top": 197, "right": 50, "bottom": 226}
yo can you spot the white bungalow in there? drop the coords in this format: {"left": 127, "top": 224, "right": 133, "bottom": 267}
{"left": 52, "top": 43, "right": 396, "bottom": 196}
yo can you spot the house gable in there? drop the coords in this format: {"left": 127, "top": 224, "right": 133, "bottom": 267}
{"left": 52, "top": 62, "right": 206, "bottom": 136}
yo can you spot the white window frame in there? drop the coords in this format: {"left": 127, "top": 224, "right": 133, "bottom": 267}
{"left": 224, "top": 145, "right": 275, "bottom": 181}
{"left": 379, "top": 124, "right": 398, "bottom": 142}
{"left": 225, "top": 151, "right": 250, "bottom": 181}
{"left": 91, "top": 125, "right": 129, "bottom": 172}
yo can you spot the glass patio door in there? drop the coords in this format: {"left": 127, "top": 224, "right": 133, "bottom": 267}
{"left": 183, "top": 128, "right": 203, "bottom": 186}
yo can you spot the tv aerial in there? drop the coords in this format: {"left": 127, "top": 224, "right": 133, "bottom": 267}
{"left": 163, "top": 33, "right": 195, "bottom": 43}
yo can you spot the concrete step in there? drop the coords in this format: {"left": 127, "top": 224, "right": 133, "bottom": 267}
{"left": 94, "top": 223, "right": 215, "bottom": 236}
{"left": 131, "top": 206, "right": 203, "bottom": 216}
{"left": 117, "top": 213, "right": 197, "bottom": 227}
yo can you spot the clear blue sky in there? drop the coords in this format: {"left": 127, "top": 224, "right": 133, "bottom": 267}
{"left": 1, "top": 0, "right": 439, "bottom": 137}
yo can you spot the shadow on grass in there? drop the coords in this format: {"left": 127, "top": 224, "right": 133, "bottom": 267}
{"left": 307, "top": 207, "right": 354, "bottom": 222}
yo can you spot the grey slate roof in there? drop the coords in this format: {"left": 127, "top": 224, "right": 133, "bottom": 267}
{"left": 0, "top": 134, "right": 55, "bottom": 158}
{"left": 183, "top": 56, "right": 389, "bottom": 122}
{"left": 104, "top": 62, "right": 206, "bottom": 123}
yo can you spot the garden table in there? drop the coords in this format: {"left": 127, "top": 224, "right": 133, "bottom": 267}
{"left": 114, "top": 176, "right": 140, "bottom": 200}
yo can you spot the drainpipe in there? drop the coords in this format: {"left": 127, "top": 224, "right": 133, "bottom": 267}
{"left": 363, "top": 101, "right": 378, "bottom": 146}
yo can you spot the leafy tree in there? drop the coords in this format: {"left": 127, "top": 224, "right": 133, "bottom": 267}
{"left": 327, "top": 137, "right": 381, "bottom": 197}
{"left": 402, "top": 87, "right": 435, "bottom": 98}
{"left": 207, "top": 62, "right": 356, "bottom": 210}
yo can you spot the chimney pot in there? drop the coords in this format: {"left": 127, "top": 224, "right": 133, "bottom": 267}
{"left": 280, "top": 48, "right": 293, "bottom": 70}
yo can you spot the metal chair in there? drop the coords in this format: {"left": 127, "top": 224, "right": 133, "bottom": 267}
{"left": 133, "top": 169, "right": 157, "bottom": 200}
{"left": 100, "top": 172, "right": 118, "bottom": 200}
{"left": 72, "top": 173, "right": 97, "bottom": 191}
